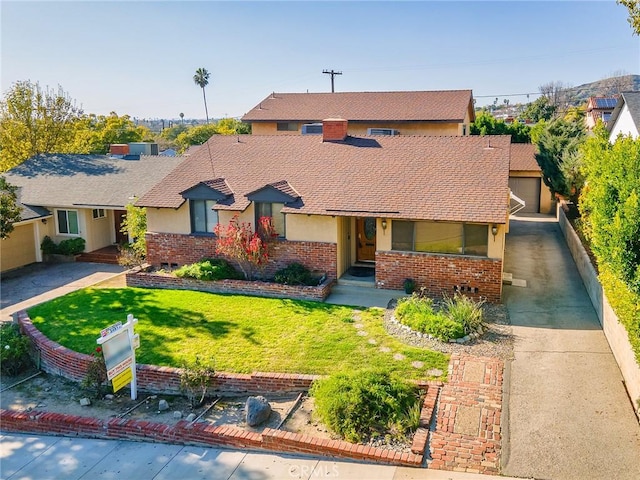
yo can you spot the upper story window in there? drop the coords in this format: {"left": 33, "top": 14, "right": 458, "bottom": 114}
{"left": 277, "top": 122, "right": 298, "bottom": 132}
{"left": 92, "top": 208, "right": 106, "bottom": 219}
{"left": 56, "top": 209, "right": 79, "bottom": 235}
{"left": 255, "top": 202, "right": 285, "bottom": 237}
{"left": 392, "top": 220, "right": 488, "bottom": 256}
{"left": 190, "top": 199, "right": 219, "bottom": 234}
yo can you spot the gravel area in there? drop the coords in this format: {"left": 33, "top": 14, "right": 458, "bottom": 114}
{"left": 383, "top": 300, "right": 514, "bottom": 360}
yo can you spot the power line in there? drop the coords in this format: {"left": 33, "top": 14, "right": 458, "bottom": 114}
{"left": 322, "top": 69, "right": 342, "bottom": 93}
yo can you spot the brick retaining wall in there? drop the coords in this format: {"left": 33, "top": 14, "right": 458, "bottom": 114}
{"left": 145, "top": 233, "right": 338, "bottom": 280}
{"left": 376, "top": 251, "right": 503, "bottom": 303}
{"left": 125, "top": 269, "right": 335, "bottom": 302}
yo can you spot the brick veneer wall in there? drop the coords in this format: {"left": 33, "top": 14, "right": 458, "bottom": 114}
{"left": 376, "top": 251, "right": 503, "bottom": 303}
{"left": 17, "top": 312, "right": 317, "bottom": 395}
{"left": 126, "top": 269, "right": 335, "bottom": 302}
{"left": 146, "top": 233, "right": 338, "bottom": 280}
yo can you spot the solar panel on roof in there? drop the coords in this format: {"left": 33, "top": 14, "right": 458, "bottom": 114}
{"left": 595, "top": 98, "right": 618, "bottom": 109}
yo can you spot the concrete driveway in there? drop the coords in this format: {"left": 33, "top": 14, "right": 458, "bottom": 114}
{"left": 0, "top": 262, "right": 125, "bottom": 321}
{"left": 502, "top": 217, "right": 640, "bottom": 479}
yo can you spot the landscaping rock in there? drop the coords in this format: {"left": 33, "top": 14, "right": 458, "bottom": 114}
{"left": 79, "top": 397, "right": 91, "bottom": 406}
{"left": 158, "top": 399, "right": 169, "bottom": 411}
{"left": 245, "top": 395, "right": 271, "bottom": 426}
{"left": 173, "top": 411, "right": 183, "bottom": 419}
{"left": 104, "top": 394, "right": 114, "bottom": 400}
{"left": 186, "top": 413, "right": 196, "bottom": 422}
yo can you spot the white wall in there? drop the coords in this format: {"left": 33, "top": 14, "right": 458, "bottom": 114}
{"left": 609, "top": 104, "right": 639, "bottom": 141}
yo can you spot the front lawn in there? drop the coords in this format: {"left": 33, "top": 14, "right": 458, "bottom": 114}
{"left": 27, "top": 288, "right": 448, "bottom": 379}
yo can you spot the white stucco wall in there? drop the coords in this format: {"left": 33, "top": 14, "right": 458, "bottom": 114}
{"left": 609, "top": 104, "right": 639, "bottom": 141}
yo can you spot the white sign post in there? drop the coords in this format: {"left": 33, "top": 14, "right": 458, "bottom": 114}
{"left": 97, "top": 314, "right": 139, "bottom": 400}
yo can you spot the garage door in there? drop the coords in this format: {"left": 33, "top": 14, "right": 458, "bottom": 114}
{"left": 509, "top": 177, "right": 540, "bottom": 213}
{"left": 1, "top": 223, "right": 36, "bottom": 272}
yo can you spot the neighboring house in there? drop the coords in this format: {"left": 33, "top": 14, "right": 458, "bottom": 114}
{"left": 585, "top": 96, "right": 618, "bottom": 131}
{"left": 607, "top": 91, "right": 640, "bottom": 140}
{"left": 241, "top": 90, "right": 475, "bottom": 137}
{"left": 508, "top": 144, "right": 554, "bottom": 214}
{"left": 138, "top": 119, "right": 511, "bottom": 302}
{"left": 1, "top": 153, "right": 184, "bottom": 273}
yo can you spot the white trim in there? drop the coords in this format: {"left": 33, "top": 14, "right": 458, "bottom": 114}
{"left": 34, "top": 220, "right": 42, "bottom": 262}
{"left": 54, "top": 208, "right": 81, "bottom": 236}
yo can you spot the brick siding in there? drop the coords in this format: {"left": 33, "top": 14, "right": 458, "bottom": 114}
{"left": 145, "top": 233, "right": 338, "bottom": 280}
{"left": 126, "top": 269, "right": 335, "bottom": 302}
{"left": 376, "top": 251, "right": 503, "bottom": 303}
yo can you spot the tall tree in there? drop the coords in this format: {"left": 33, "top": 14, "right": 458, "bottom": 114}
{"left": 0, "top": 177, "right": 21, "bottom": 239}
{"left": 618, "top": 0, "right": 640, "bottom": 34}
{"left": 0, "top": 80, "right": 82, "bottom": 171}
{"left": 179, "top": 112, "right": 185, "bottom": 124}
{"left": 71, "top": 112, "right": 151, "bottom": 154}
{"left": 193, "top": 68, "right": 211, "bottom": 123}
{"left": 470, "top": 110, "right": 530, "bottom": 143}
{"left": 522, "top": 97, "right": 557, "bottom": 123}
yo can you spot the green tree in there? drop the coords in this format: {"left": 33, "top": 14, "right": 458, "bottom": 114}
{"left": 535, "top": 117, "right": 585, "bottom": 197}
{"left": 215, "top": 118, "right": 252, "bottom": 135}
{"left": 618, "top": 0, "right": 640, "bottom": 34}
{"left": 0, "top": 80, "right": 82, "bottom": 171}
{"left": 0, "top": 177, "right": 21, "bottom": 239}
{"left": 72, "top": 113, "right": 152, "bottom": 154}
{"left": 160, "top": 123, "right": 188, "bottom": 142}
{"left": 521, "top": 96, "right": 557, "bottom": 123}
{"left": 193, "top": 68, "right": 211, "bottom": 123}
{"left": 118, "top": 201, "right": 147, "bottom": 267}
{"left": 175, "top": 124, "right": 218, "bottom": 152}
{"left": 470, "top": 111, "right": 530, "bottom": 143}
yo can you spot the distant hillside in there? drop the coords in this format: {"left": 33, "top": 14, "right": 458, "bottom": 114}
{"left": 567, "top": 74, "right": 640, "bottom": 105}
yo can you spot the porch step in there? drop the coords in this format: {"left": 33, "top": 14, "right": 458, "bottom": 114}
{"left": 77, "top": 253, "right": 120, "bottom": 265}
{"left": 337, "top": 278, "right": 376, "bottom": 288}
{"left": 502, "top": 272, "right": 513, "bottom": 285}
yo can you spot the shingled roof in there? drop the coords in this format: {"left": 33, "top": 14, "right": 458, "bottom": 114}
{"left": 608, "top": 91, "right": 640, "bottom": 134}
{"left": 4, "top": 154, "right": 185, "bottom": 209}
{"left": 242, "top": 90, "right": 474, "bottom": 123}
{"left": 509, "top": 144, "right": 540, "bottom": 172}
{"left": 138, "top": 134, "right": 511, "bottom": 225}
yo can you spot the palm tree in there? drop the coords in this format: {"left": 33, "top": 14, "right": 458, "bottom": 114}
{"left": 193, "top": 68, "right": 210, "bottom": 123}
{"left": 179, "top": 112, "right": 184, "bottom": 124}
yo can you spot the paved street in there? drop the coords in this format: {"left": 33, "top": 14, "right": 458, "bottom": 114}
{"left": 502, "top": 217, "right": 640, "bottom": 479}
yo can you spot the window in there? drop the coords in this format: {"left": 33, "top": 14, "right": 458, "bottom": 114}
{"left": 392, "top": 221, "right": 488, "bottom": 256}
{"left": 56, "top": 209, "right": 79, "bottom": 235}
{"left": 92, "top": 208, "right": 106, "bottom": 219}
{"left": 602, "top": 112, "right": 612, "bottom": 123}
{"left": 190, "top": 200, "right": 218, "bottom": 234}
{"left": 276, "top": 122, "right": 298, "bottom": 132}
{"left": 255, "top": 202, "right": 285, "bottom": 237}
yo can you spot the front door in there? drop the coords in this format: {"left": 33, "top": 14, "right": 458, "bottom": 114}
{"left": 356, "top": 217, "right": 376, "bottom": 262}
{"left": 114, "top": 210, "right": 128, "bottom": 244}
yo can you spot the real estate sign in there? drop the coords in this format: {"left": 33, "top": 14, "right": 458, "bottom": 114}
{"left": 97, "top": 314, "right": 139, "bottom": 400}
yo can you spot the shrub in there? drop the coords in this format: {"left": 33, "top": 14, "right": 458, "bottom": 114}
{"left": 180, "top": 356, "right": 216, "bottom": 407}
{"left": 81, "top": 346, "right": 107, "bottom": 398}
{"left": 57, "top": 237, "right": 86, "bottom": 255}
{"left": 273, "top": 262, "right": 316, "bottom": 286}
{"left": 174, "top": 258, "right": 242, "bottom": 281}
{"left": 40, "top": 236, "right": 57, "bottom": 254}
{"left": 0, "top": 323, "right": 32, "bottom": 376}
{"left": 310, "top": 369, "right": 421, "bottom": 443}
{"left": 403, "top": 278, "right": 416, "bottom": 294}
{"left": 443, "top": 294, "right": 484, "bottom": 334}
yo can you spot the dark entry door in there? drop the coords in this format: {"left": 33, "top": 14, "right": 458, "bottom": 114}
{"left": 114, "top": 210, "right": 128, "bottom": 244}
{"left": 356, "top": 217, "right": 376, "bottom": 262}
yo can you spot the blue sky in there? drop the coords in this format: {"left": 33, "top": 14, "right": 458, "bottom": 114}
{"left": 2, "top": 1, "right": 638, "bottom": 120}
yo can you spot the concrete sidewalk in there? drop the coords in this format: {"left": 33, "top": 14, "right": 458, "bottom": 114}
{"left": 502, "top": 218, "right": 640, "bottom": 479}
{"left": 0, "top": 433, "right": 523, "bottom": 480}
{"left": 0, "top": 263, "right": 125, "bottom": 322}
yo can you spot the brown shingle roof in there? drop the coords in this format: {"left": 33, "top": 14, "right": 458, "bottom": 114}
{"left": 509, "top": 144, "right": 540, "bottom": 172}
{"left": 138, "top": 134, "right": 511, "bottom": 224}
{"left": 241, "top": 90, "right": 474, "bottom": 123}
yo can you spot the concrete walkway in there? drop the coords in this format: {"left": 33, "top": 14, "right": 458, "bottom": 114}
{"left": 325, "top": 283, "right": 407, "bottom": 308}
{"left": 0, "top": 433, "right": 521, "bottom": 480}
{"left": 0, "top": 263, "right": 125, "bottom": 322}
{"left": 502, "top": 217, "right": 640, "bottom": 479}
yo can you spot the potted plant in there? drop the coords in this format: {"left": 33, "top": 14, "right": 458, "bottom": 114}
{"left": 403, "top": 278, "right": 416, "bottom": 294}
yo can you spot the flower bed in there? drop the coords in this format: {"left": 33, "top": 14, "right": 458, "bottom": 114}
{"left": 125, "top": 265, "right": 335, "bottom": 302}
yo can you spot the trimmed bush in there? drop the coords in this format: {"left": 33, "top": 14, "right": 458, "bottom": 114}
{"left": 40, "top": 236, "right": 57, "bottom": 254}
{"left": 0, "top": 323, "right": 32, "bottom": 376}
{"left": 273, "top": 262, "right": 317, "bottom": 286}
{"left": 174, "top": 258, "right": 242, "bottom": 281}
{"left": 58, "top": 237, "right": 86, "bottom": 255}
{"left": 310, "top": 369, "right": 421, "bottom": 443}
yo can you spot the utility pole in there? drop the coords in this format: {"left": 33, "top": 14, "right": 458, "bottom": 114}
{"left": 323, "top": 69, "right": 342, "bottom": 93}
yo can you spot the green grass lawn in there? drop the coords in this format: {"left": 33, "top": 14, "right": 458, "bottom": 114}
{"left": 27, "top": 288, "right": 448, "bottom": 379}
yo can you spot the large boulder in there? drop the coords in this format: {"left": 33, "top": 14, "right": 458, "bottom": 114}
{"left": 245, "top": 395, "right": 271, "bottom": 427}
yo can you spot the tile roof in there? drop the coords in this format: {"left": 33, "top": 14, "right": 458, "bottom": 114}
{"left": 241, "top": 90, "right": 474, "bottom": 123}
{"left": 138, "top": 134, "right": 511, "bottom": 225}
{"left": 608, "top": 92, "right": 640, "bottom": 133}
{"left": 4, "top": 154, "right": 186, "bottom": 210}
{"left": 509, "top": 144, "right": 540, "bottom": 172}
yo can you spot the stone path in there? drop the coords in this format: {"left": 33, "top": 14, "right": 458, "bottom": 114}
{"left": 429, "top": 354, "right": 503, "bottom": 475}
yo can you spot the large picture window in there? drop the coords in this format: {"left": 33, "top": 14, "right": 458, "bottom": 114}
{"left": 255, "top": 202, "right": 285, "bottom": 237}
{"left": 190, "top": 199, "right": 218, "bottom": 234}
{"left": 56, "top": 209, "right": 79, "bottom": 235}
{"left": 392, "top": 221, "right": 488, "bottom": 256}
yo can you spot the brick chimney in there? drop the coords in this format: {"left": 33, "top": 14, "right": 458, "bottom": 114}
{"left": 322, "top": 118, "right": 348, "bottom": 142}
